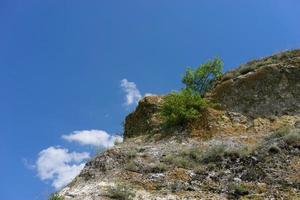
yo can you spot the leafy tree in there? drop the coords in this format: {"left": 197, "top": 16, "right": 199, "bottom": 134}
{"left": 49, "top": 194, "right": 64, "bottom": 200}
{"left": 182, "top": 57, "right": 223, "bottom": 95}
{"left": 159, "top": 88, "right": 208, "bottom": 127}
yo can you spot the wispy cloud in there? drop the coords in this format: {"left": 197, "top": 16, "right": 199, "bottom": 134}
{"left": 120, "top": 79, "right": 142, "bottom": 106}
{"left": 36, "top": 146, "right": 90, "bottom": 189}
{"left": 144, "top": 93, "right": 156, "bottom": 97}
{"left": 62, "top": 129, "right": 123, "bottom": 148}
{"left": 22, "top": 158, "right": 36, "bottom": 170}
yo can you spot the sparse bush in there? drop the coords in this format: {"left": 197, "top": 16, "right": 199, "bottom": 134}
{"left": 182, "top": 57, "right": 223, "bottom": 95}
{"left": 225, "top": 146, "right": 252, "bottom": 158}
{"left": 170, "top": 181, "right": 186, "bottom": 193}
{"left": 125, "top": 160, "right": 140, "bottom": 172}
{"left": 163, "top": 154, "right": 192, "bottom": 168}
{"left": 194, "top": 165, "right": 206, "bottom": 174}
{"left": 162, "top": 147, "right": 202, "bottom": 169}
{"left": 145, "top": 161, "right": 168, "bottom": 173}
{"left": 181, "top": 147, "right": 202, "bottom": 161}
{"left": 159, "top": 89, "right": 208, "bottom": 128}
{"left": 228, "top": 183, "right": 249, "bottom": 196}
{"left": 268, "top": 126, "right": 300, "bottom": 146}
{"left": 283, "top": 129, "right": 300, "bottom": 145}
{"left": 201, "top": 145, "right": 253, "bottom": 164}
{"left": 269, "top": 126, "right": 291, "bottom": 139}
{"left": 150, "top": 162, "right": 168, "bottom": 173}
{"left": 201, "top": 145, "right": 226, "bottom": 163}
{"left": 126, "top": 149, "right": 137, "bottom": 159}
{"left": 105, "top": 183, "right": 135, "bottom": 200}
{"left": 49, "top": 194, "right": 64, "bottom": 200}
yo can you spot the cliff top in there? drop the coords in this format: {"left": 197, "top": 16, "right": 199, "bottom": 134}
{"left": 58, "top": 49, "right": 300, "bottom": 200}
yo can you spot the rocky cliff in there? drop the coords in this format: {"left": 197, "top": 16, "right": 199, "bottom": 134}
{"left": 59, "top": 49, "right": 300, "bottom": 200}
{"left": 209, "top": 50, "right": 300, "bottom": 118}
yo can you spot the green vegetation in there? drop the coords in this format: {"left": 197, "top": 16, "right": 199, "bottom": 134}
{"left": 163, "top": 153, "right": 192, "bottom": 168}
{"left": 283, "top": 129, "right": 300, "bottom": 145}
{"left": 49, "top": 194, "right": 64, "bottom": 200}
{"left": 201, "top": 144, "right": 226, "bottom": 163}
{"left": 126, "top": 149, "right": 138, "bottom": 159}
{"left": 159, "top": 58, "right": 223, "bottom": 128}
{"left": 105, "top": 183, "right": 135, "bottom": 200}
{"left": 269, "top": 126, "right": 291, "bottom": 139}
{"left": 162, "top": 147, "right": 202, "bottom": 169}
{"left": 163, "top": 144, "right": 253, "bottom": 170}
{"left": 125, "top": 160, "right": 140, "bottom": 172}
{"left": 147, "top": 161, "right": 167, "bottom": 173}
{"left": 268, "top": 126, "right": 300, "bottom": 145}
{"left": 182, "top": 57, "right": 223, "bottom": 96}
{"left": 201, "top": 145, "right": 253, "bottom": 164}
{"left": 228, "top": 183, "right": 249, "bottom": 196}
{"left": 159, "top": 89, "right": 208, "bottom": 127}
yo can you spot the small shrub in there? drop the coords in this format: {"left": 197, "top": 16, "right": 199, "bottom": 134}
{"left": 170, "top": 181, "right": 186, "bottom": 193}
{"left": 194, "top": 165, "right": 207, "bottom": 175}
{"left": 271, "top": 126, "right": 291, "bottom": 138}
{"left": 163, "top": 154, "right": 192, "bottom": 168}
{"left": 154, "top": 162, "right": 168, "bottom": 172}
{"left": 163, "top": 147, "right": 202, "bottom": 169}
{"left": 126, "top": 149, "right": 137, "bottom": 159}
{"left": 145, "top": 162, "right": 168, "bottom": 173}
{"left": 105, "top": 183, "right": 135, "bottom": 200}
{"left": 181, "top": 147, "right": 202, "bottom": 161}
{"left": 201, "top": 145, "right": 226, "bottom": 163}
{"left": 283, "top": 130, "right": 300, "bottom": 145}
{"left": 49, "top": 194, "right": 64, "bottom": 200}
{"left": 238, "top": 64, "right": 256, "bottom": 75}
{"left": 182, "top": 57, "right": 223, "bottom": 95}
{"left": 125, "top": 160, "right": 140, "bottom": 172}
{"left": 159, "top": 89, "right": 208, "bottom": 128}
{"left": 228, "top": 183, "right": 249, "bottom": 196}
{"left": 225, "top": 146, "right": 252, "bottom": 158}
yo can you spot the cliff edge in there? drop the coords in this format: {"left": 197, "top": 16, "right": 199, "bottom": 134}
{"left": 59, "top": 49, "right": 300, "bottom": 200}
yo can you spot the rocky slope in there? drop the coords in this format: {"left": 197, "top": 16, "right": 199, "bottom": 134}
{"left": 59, "top": 49, "right": 300, "bottom": 200}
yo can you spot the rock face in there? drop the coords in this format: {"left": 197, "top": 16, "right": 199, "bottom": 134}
{"left": 58, "top": 49, "right": 300, "bottom": 200}
{"left": 208, "top": 49, "right": 300, "bottom": 118}
{"left": 123, "top": 50, "right": 300, "bottom": 138}
{"left": 124, "top": 96, "right": 163, "bottom": 139}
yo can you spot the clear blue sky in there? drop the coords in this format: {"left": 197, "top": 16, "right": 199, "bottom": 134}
{"left": 1, "top": 0, "right": 300, "bottom": 199}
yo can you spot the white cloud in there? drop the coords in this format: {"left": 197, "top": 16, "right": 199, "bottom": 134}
{"left": 62, "top": 129, "right": 123, "bottom": 148}
{"left": 36, "top": 146, "right": 90, "bottom": 189}
{"left": 120, "top": 79, "right": 142, "bottom": 106}
{"left": 22, "top": 158, "right": 36, "bottom": 170}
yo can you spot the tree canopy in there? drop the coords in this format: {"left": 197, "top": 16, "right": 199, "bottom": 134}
{"left": 182, "top": 57, "right": 223, "bottom": 95}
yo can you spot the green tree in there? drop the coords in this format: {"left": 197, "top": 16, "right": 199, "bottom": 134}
{"left": 182, "top": 57, "right": 223, "bottom": 95}
{"left": 159, "top": 88, "right": 208, "bottom": 127}
{"left": 49, "top": 194, "right": 64, "bottom": 200}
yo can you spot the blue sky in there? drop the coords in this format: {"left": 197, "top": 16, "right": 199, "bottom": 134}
{"left": 1, "top": 0, "right": 300, "bottom": 199}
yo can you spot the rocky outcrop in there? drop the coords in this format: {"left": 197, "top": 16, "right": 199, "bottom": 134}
{"left": 124, "top": 50, "right": 300, "bottom": 138}
{"left": 124, "top": 96, "right": 163, "bottom": 139}
{"left": 208, "top": 49, "right": 300, "bottom": 118}
{"left": 58, "top": 49, "right": 300, "bottom": 200}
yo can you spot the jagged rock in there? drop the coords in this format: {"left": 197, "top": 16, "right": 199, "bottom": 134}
{"left": 124, "top": 96, "right": 163, "bottom": 139}
{"left": 208, "top": 49, "right": 300, "bottom": 118}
